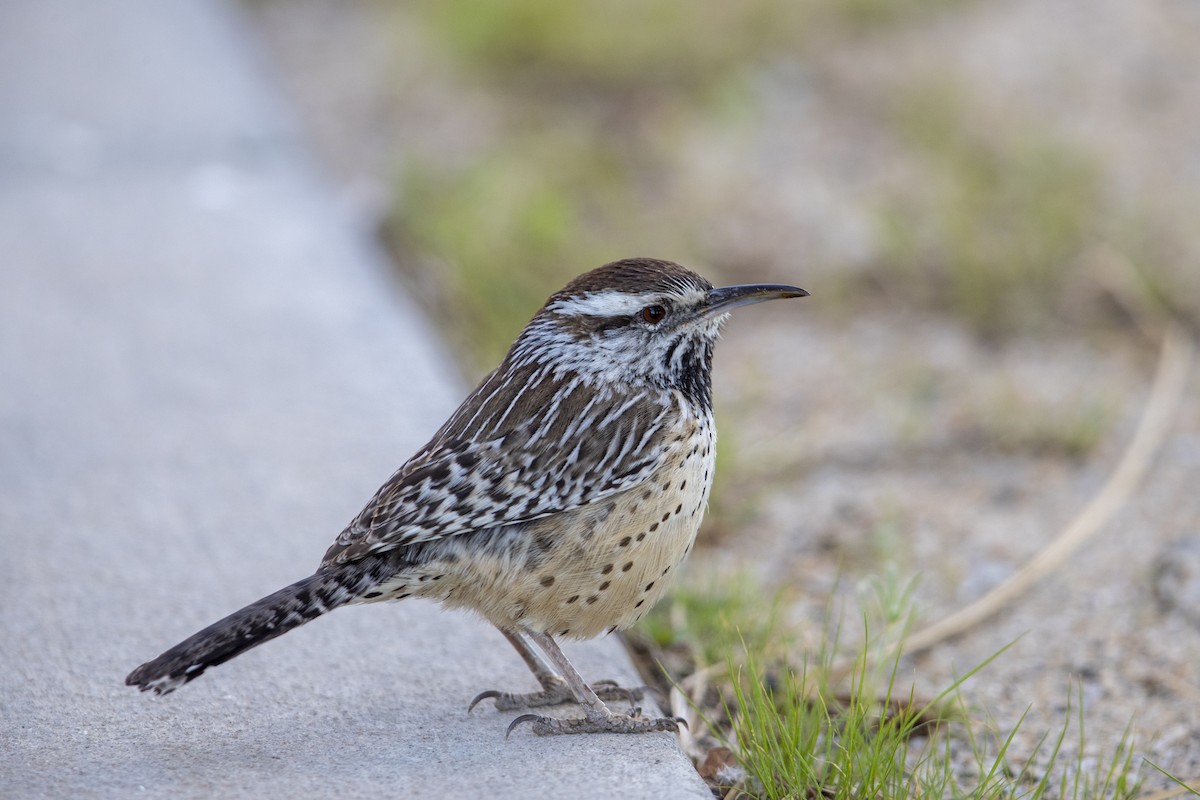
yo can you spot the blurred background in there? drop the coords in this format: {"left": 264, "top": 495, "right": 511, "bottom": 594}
{"left": 248, "top": 0, "right": 1200, "bottom": 366}
{"left": 242, "top": 0, "right": 1200, "bottom": 788}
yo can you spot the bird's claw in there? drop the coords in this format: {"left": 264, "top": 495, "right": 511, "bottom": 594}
{"left": 468, "top": 678, "right": 645, "bottom": 712}
{"left": 505, "top": 709, "right": 683, "bottom": 736}
{"left": 590, "top": 679, "right": 646, "bottom": 707}
{"left": 467, "top": 690, "right": 502, "bottom": 713}
{"left": 505, "top": 713, "right": 543, "bottom": 738}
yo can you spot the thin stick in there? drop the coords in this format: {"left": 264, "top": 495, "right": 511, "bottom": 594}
{"left": 902, "top": 322, "right": 1194, "bottom": 655}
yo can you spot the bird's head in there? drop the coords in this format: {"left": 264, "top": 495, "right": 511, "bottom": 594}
{"left": 509, "top": 258, "right": 807, "bottom": 408}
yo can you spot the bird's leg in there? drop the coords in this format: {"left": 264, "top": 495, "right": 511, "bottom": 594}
{"left": 469, "top": 629, "right": 570, "bottom": 711}
{"left": 469, "top": 628, "right": 643, "bottom": 712}
{"left": 505, "top": 630, "right": 679, "bottom": 736}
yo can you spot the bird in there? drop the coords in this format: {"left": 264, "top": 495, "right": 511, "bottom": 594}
{"left": 126, "top": 257, "right": 807, "bottom": 735}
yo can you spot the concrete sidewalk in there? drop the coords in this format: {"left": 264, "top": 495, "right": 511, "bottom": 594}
{"left": 0, "top": 1, "right": 708, "bottom": 796}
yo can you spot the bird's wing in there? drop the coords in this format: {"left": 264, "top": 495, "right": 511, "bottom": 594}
{"left": 321, "top": 368, "right": 681, "bottom": 567}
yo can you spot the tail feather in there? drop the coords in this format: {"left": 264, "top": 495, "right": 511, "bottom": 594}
{"left": 126, "top": 560, "right": 384, "bottom": 695}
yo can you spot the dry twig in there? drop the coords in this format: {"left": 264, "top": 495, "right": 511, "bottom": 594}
{"left": 902, "top": 321, "right": 1195, "bottom": 654}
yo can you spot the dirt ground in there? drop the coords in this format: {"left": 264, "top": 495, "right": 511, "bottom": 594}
{"left": 244, "top": 0, "right": 1200, "bottom": 791}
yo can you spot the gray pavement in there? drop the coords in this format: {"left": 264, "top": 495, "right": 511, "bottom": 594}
{"left": 0, "top": 1, "right": 709, "bottom": 796}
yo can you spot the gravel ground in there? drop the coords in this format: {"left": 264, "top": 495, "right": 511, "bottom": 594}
{"left": 243, "top": 0, "right": 1200, "bottom": 791}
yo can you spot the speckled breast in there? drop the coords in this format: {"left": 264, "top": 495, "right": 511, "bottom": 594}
{"left": 433, "top": 413, "right": 717, "bottom": 640}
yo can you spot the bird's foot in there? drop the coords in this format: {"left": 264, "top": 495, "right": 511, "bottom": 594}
{"left": 469, "top": 676, "right": 643, "bottom": 712}
{"left": 506, "top": 704, "right": 683, "bottom": 736}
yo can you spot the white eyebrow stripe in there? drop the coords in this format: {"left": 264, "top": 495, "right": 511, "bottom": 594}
{"left": 547, "top": 291, "right": 663, "bottom": 317}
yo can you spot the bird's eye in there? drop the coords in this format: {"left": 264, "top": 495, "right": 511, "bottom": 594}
{"left": 640, "top": 304, "right": 667, "bottom": 324}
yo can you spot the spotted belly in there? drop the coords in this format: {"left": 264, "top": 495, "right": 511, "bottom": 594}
{"left": 405, "top": 421, "right": 716, "bottom": 640}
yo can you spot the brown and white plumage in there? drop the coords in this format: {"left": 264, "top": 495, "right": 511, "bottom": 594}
{"left": 126, "top": 258, "right": 806, "bottom": 734}
{"left": 324, "top": 262, "right": 712, "bottom": 564}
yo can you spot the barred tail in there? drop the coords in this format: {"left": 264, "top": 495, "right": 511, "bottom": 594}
{"left": 126, "top": 560, "right": 385, "bottom": 695}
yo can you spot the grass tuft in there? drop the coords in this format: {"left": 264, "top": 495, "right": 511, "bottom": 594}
{"left": 640, "top": 571, "right": 1149, "bottom": 798}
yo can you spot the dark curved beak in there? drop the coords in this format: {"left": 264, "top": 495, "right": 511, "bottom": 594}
{"left": 703, "top": 283, "right": 809, "bottom": 318}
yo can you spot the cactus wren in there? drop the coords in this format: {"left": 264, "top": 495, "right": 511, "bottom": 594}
{"left": 127, "top": 258, "right": 806, "bottom": 736}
